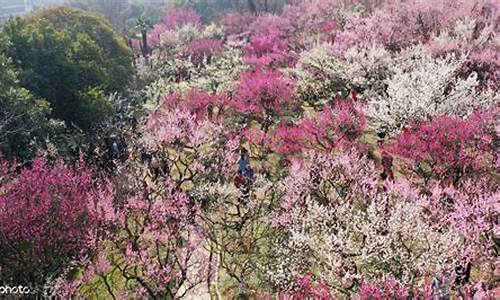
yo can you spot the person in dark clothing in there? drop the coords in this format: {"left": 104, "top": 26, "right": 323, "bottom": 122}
{"left": 234, "top": 170, "right": 246, "bottom": 188}
{"left": 107, "top": 137, "right": 125, "bottom": 160}
{"left": 238, "top": 148, "right": 250, "bottom": 174}
{"left": 235, "top": 148, "right": 253, "bottom": 203}
{"left": 454, "top": 261, "right": 471, "bottom": 286}
{"left": 112, "top": 141, "right": 120, "bottom": 157}
{"left": 141, "top": 148, "right": 153, "bottom": 165}
{"left": 380, "top": 151, "right": 394, "bottom": 180}
{"left": 244, "top": 165, "right": 254, "bottom": 180}
{"left": 150, "top": 154, "right": 168, "bottom": 180}
{"left": 377, "top": 131, "right": 386, "bottom": 140}
{"left": 377, "top": 131, "right": 386, "bottom": 145}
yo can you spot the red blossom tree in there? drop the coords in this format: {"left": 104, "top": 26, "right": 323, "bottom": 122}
{"left": 186, "top": 38, "right": 223, "bottom": 66}
{"left": 0, "top": 157, "right": 112, "bottom": 290}
{"left": 267, "top": 99, "right": 366, "bottom": 156}
{"left": 244, "top": 32, "right": 293, "bottom": 67}
{"left": 388, "top": 107, "right": 499, "bottom": 181}
{"left": 230, "top": 69, "right": 296, "bottom": 125}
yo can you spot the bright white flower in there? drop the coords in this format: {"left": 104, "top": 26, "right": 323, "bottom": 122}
{"left": 360, "top": 46, "right": 497, "bottom": 133}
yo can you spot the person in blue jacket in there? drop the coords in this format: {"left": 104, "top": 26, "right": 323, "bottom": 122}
{"left": 244, "top": 165, "right": 254, "bottom": 181}
{"left": 238, "top": 148, "right": 249, "bottom": 173}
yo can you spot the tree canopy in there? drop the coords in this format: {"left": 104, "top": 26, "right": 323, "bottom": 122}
{"left": 0, "top": 7, "right": 133, "bottom": 130}
{"left": 0, "top": 46, "right": 58, "bottom": 160}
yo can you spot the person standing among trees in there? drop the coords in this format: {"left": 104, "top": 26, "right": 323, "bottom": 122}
{"left": 380, "top": 151, "right": 394, "bottom": 180}
{"left": 238, "top": 148, "right": 250, "bottom": 173}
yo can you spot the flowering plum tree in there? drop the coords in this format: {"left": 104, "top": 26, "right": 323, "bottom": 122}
{"left": 186, "top": 38, "right": 223, "bottom": 66}
{"left": 267, "top": 99, "right": 366, "bottom": 156}
{"left": 134, "top": 7, "right": 202, "bottom": 51}
{"left": 192, "top": 175, "right": 278, "bottom": 297}
{"left": 58, "top": 163, "right": 212, "bottom": 299}
{"left": 363, "top": 46, "right": 496, "bottom": 134}
{"left": 389, "top": 107, "right": 499, "bottom": 180}
{"left": 220, "top": 12, "right": 255, "bottom": 36}
{"left": 163, "top": 7, "right": 201, "bottom": 31}
{"left": 248, "top": 14, "right": 293, "bottom": 40}
{"left": 230, "top": 69, "right": 296, "bottom": 126}
{"left": 427, "top": 180, "right": 499, "bottom": 275}
{"left": 243, "top": 32, "right": 292, "bottom": 67}
{"left": 269, "top": 150, "right": 464, "bottom": 296}
{"left": 292, "top": 44, "right": 349, "bottom": 106}
{"left": 334, "top": 0, "right": 490, "bottom": 53}
{"left": 0, "top": 158, "right": 112, "bottom": 291}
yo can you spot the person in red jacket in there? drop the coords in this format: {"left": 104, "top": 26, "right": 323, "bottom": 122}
{"left": 234, "top": 170, "right": 246, "bottom": 188}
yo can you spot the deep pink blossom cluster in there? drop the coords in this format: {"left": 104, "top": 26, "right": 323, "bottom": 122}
{"left": 186, "top": 38, "right": 223, "bottom": 66}
{"left": 389, "top": 106, "right": 499, "bottom": 179}
{"left": 357, "top": 278, "right": 409, "bottom": 300}
{"left": 231, "top": 69, "right": 296, "bottom": 117}
{"left": 0, "top": 158, "right": 102, "bottom": 254}
{"left": 0, "top": 157, "right": 114, "bottom": 289}
{"left": 244, "top": 32, "right": 293, "bottom": 67}
{"left": 267, "top": 99, "right": 366, "bottom": 156}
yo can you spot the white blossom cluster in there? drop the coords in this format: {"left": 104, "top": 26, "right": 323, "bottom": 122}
{"left": 343, "top": 45, "right": 393, "bottom": 94}
{"left": 431, "top": 18, "right": 497, "bottom": 50}
{"left": 357, "top": 46, "right": 497, "bottom": 133}
{"left": 290, "top": 43, "right": 348, "bottom": 106}
{"left": 142, "top": 45, "right": 247, "bottom": 108}
{"left": 188, "top": 46, "right": 248, "bottom": 94}
{"left": 274, "top": 181, "right": 464, "bottom": 290}
{"left": 266, "top": 151, "right": 466, "bottom": 293}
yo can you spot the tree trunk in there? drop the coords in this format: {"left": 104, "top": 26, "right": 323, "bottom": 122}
{"left": 247, "top": 0, "right": 257, "bottom": 14}
{"left": 141, "top": 30, "right": 149, "bottom": 58}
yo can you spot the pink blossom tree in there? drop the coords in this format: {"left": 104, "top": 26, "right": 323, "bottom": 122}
{"left": 427, "top": 180, "right": 499, "bottom": 278}
{"left": 163, "top": 7, "right": 201, "bottom": 30}
{"left": 388, "top": 107, "right": 499, "bottom": 181}
{"left": 243, "top": 32, "right": 293, "bottom": 67}
{"left": 248, "top": 14, "right": 293, "bottom": 40}
{"left": 230, "top": 69, "right": 296, "bottom": 128}
{"left": 186, "top": 38, "right": 223, "bottom": 67}
{"left": 268, "top": 150, "right": 465, "bottom": 296}
{"left": 267, "top": 99, "right": 366, "bottom": 157}
{"left": 357, "top": 278, "right": 409, "bottom": 300}
{"left": 334, "top": 0, "right": 487, "bottom": 53}
{"left": 220, "top": 12, "right": 255, "bottom": 36}
{"left": 0, "top": 157, "right": 112, "bottom": 291}
{"left": 138, "top": 7, "right": 202, "bottom": 51}
{"left": 58, "top": 165, "right": 212, "bottom": 298}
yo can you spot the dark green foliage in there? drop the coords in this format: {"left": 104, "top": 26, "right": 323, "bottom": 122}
{"left": 0, "top": 50, "right": 60, "bottom": 161}
{"left": 0, "top": 7, "right": 133, "bottom": 130}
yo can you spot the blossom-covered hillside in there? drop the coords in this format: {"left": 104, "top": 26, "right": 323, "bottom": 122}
{"left": 0, "top": 0, "right": 498, "bottom": 298}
